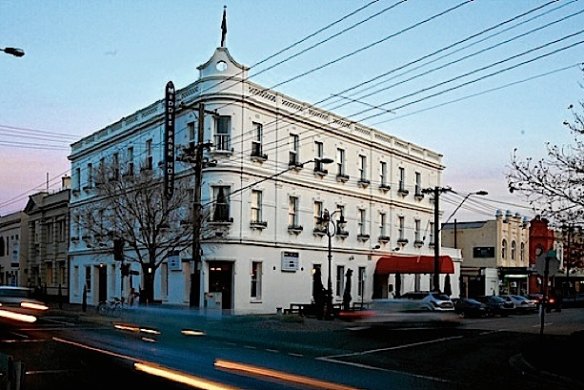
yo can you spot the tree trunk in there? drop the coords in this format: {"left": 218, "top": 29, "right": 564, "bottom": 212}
{"left": 142, "top": 264, "right": 155, "bottom": 304}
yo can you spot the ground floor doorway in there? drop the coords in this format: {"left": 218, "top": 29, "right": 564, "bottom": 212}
{"left": 208, "top": 261, "right": 233, "bottom": 310}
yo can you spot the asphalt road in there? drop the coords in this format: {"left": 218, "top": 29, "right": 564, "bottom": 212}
{"left": 0, "top": 305, "right": 581, "bottom": 389}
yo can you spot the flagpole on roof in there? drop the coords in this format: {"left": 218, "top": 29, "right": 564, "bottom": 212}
{"left": 221, "top": 5, "right": 227, "bottom": 47}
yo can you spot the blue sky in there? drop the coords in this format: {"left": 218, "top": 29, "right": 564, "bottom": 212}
{"left": 1, "top": 0, "right": 583, "bottom": 222}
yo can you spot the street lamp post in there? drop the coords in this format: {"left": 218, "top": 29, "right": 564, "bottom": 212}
{"left": 321, "top": 208, "right": 346, "bottom": 320}
{"left": 1, "top": 47, "right": 25, "bottom": 57}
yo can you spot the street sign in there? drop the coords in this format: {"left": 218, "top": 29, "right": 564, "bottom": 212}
{"left": 535, "top": 250, "right": 560, "bottom": 277}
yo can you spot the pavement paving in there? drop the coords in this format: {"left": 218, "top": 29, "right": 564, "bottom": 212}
{"left": 47, "top": 302, "right": 583, "bottom": 388}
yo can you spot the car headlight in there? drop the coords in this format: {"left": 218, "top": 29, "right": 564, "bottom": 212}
{"left": 21, "top": 302, "right": 49, "bottom": 311}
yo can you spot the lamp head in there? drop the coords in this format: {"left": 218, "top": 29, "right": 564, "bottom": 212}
{"left": 320, "top": 157, "right": 334, "bottom": 164}
{"left": 475, "top": 190, "right": 488, "bottom": 196}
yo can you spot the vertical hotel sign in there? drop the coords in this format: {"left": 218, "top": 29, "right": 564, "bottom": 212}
{"left": 164, "top": 81, "right": 175, "bottom": 199}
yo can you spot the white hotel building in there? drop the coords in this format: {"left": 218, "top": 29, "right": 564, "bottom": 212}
{"left": 68, "top": 34, "right": 461, "bottom": 314}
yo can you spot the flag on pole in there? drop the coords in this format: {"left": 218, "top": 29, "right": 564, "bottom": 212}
{"left": 221, "top": 6, "right": 227, "bottom": 47}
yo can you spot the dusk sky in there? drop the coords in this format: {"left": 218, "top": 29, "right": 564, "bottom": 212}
{"left": 1, "top": 0, "right": 583, "bottom": 223}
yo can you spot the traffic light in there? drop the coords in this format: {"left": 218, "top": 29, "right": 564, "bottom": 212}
{"left": 120, "top": 263, "right": 130, "bottom": 277}
{"left": 113, "top": 238, "right": 125, "bottom": 260}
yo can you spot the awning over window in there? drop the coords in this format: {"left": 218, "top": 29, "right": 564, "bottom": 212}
{"left": 375, "top": 255, "right": 454, "bottom": 274}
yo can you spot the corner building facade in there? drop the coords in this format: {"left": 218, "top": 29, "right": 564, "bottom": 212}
{"left": 68, "top": 42, "right": 458, "bottom": 313}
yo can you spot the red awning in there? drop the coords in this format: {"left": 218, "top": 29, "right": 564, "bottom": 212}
{"left": 375, "top": 255, "right": 454, "bottom": 274}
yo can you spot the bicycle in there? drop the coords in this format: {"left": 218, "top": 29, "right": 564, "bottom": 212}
{"left": 96, "top": 297, "right": 123, "bottom": 317}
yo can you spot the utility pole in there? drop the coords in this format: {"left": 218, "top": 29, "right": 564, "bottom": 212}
{"left": 191, "top": 103, "right": 205, "bottom": 308}
{"left": 177, "top": 101, "right": 215, "bottom": 308}
{"left": 422, "top": 186, "right": 451, "bottom": 293}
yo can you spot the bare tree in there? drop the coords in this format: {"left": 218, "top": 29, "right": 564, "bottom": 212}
{"left": 507, "top": 74, "right": 584, "bottom": 225}
{"left": 75, "top": 161, "right": 194, "bottom": 304}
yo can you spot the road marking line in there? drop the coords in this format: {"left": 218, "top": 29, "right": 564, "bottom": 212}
{"left": 316, "top": 356, "right": 454, "bottom": 383}
{"left": 323, "top": 335, "right": 463, "bottom": 359}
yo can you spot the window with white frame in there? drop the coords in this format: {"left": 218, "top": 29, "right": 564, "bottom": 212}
{"left": 314, "top": 141, "right": 324, "bottom": 171}
{"left": 358, "top": 209, "right": 367, "bottom": 236}
{"left": 288, "top": 196, "right": 299, "bottom": 228}
{"left": 212, "top": 186, "right": 230, "bottom": 222}
{"left": 398, "top": 216, "right": 405, "bottom": 240}
{"left": 126, "top": 147, "right": 134, "bottom": 176}
{"left": 380, "top": 212, "right": 387, "bottom": 238}
{"left": 336, "top": 205, "right": 346, "bottom": 234}
{"left": 414, "top": 219, "right": 421, "bottom": 242}
{"left": 214, "top": 116, "right": 231, "bottom": 151}
{"left": 415, "top": 172, "right": 422, "bottom": 195}
{"left": 359, "top": 155, "right": 367, "bottom": 181}
{"left": 429, "top": 222, "right": 434, "bottom": 245}
{"left": 337, "top": 148, "right": 346, "bottom": 176}
{"left": 251, "top": 261, "right": 262, "bottom": 299}
{"left": 380, "top": 161, "right": 388, "bottom": 187}
{"left": 98, "top": 157, "right": 105, "bottom": 180}
{"left": 87, "top": 163, "right": 93, "bottom": 188}
{"left": 314, "top": 201, "right": 323, "bottom": 227}
{"left": 187, "top": 121, "right": 195, "bottom": 144}
{"left": 85, "top": 266, "right": 91, "bottom": 292}
{"left": 399, "top": 167, "right": 406, "bottom": 191}
{"left": 289, "top": 134, "right": 300, "bottom": 165}
{"left": 112, "top": 152, "right": 120, "bottom": 180}
{"left": 336, "top": 265, "right": 345, "bottom": 297}
{"left": 251, "top": 122, "right": 263, "bottom": 157}
{"left": 144, "top": 139, "right": 153, "bottom": 170}
{"left": 251, "top": 190, "right": 262, "bottom": 223}
{"left": 358, "top": 267, "right": 366, "bottom": 297}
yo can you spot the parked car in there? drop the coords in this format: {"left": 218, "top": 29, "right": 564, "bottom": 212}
{"left": 545, "top": 291, "right": 562, "bottom": 312}
{"left": 525, "top": 293, "right": 543, "bottom": 307}
{"left": 453, "top": 297, "right": 488, "bottom": 318}
{"left": 475, "top": 295, "right": 515, "bottom": 316}
{"left": 401, "top": 291, "right": 455, "bottom": 312}
{"left": 500, "top": 294, "right": 538, "bottom": 314}
{"left": 352, "top": 298, "right": 460, "bottom": 328}
{"left": 0, "top": 286, "right": 49, "bottom": 323}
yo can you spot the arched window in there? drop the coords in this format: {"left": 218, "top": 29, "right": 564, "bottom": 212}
{"left": 511, "top": 241, "right": 516, "bottom": 260}
{"left": 520, "top": 242, "right": 525, "bottom": 262}
{"left": 502, "top": 239, "right": 507, "bottom": 259}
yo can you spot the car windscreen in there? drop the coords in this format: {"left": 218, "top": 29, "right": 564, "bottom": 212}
{"left": 0, "top": 289, "right": 31, "bottom": 298}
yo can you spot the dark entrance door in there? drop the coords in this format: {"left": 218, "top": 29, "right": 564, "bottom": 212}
{"left": 208, "top": 261, "right": 233, "bottom": 310}
{"left": 373, "top": 273, "right": 389, "bottom": 299}
{"left": 98, "top": 265, "right": 107, "bottom": 302}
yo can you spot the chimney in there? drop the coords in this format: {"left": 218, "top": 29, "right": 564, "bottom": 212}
{"left": 61, "top": 175, "right": 71, "bottom": 190}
